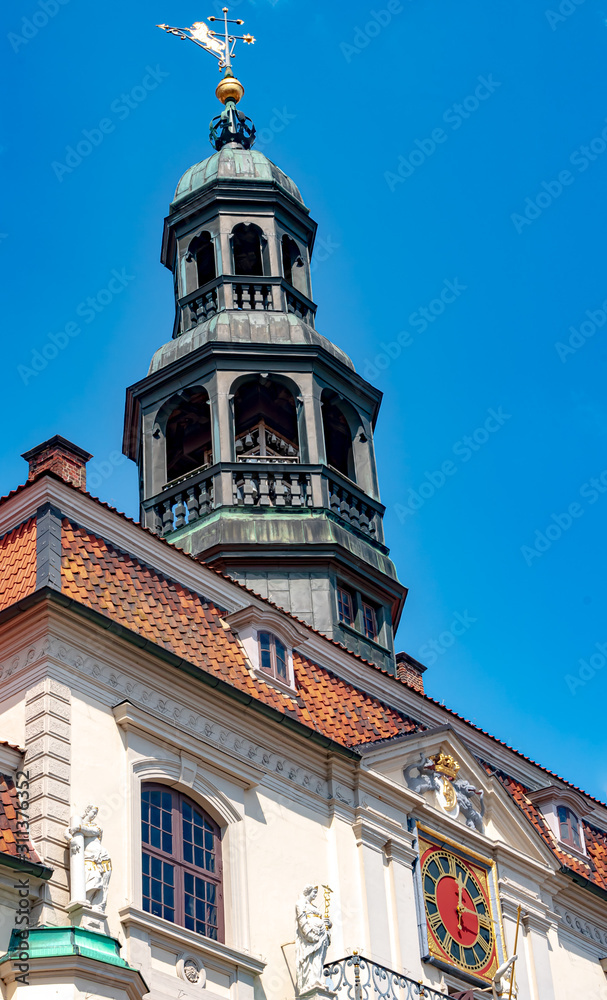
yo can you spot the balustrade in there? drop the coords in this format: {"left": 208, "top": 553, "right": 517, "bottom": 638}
{"left": 145, "top": 464, "right": 384, "bottom": 544}
{"left": 327, "top": 474, "right": 379, "bottom": 539}
{"left": 325, "top": 955, "right": 448, "bottom": 1000}
{"left": 232, "top": 468, "right": 312, "bottom": 507}
{"left": 149, "top": 475, "right": 214, "bottom": 536}
{"left": 233, "top": 281, "right": 273, "bottom": 311}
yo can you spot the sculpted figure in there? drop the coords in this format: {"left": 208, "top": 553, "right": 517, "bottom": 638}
{"left": 491, "top": 955, "right": 517, "bottom": 997}
{"left": 66, "top": 805, "right": 112, "bottom": 911}
{"left": 403, "top": 754, "right": 440, "bottom": 796}
{"left": 453, "top": 775, "right": 485, "bottom": 831}
{"left": 295, "top": 884, "right": 331, "bottom": 994}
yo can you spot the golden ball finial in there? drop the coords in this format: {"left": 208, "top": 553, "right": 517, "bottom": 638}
{"left": 216, "top": 75, "right": 244, "bottom": 105}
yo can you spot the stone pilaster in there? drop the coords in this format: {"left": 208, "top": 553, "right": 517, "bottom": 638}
{"left": 24, "top": 677, "right": 71, "bottom": 925}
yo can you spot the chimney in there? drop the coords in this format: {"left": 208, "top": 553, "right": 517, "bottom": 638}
{"left": 396, "top": 651, "right": 426, "bottom": 694}
{"left": 21, "top": 436, "right": 92, "bottom": 490}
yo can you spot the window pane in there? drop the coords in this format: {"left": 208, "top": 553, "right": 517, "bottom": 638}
{"left": 184, "top": 871, "right": 218, "bottom": 939}
{"left": 362, "top": 603, "right": 377, "bottom": 641}
{"left": 259, "top": 632, "right": 272, "bottom": 671}
{"left": 142, "top": 851, "right": 174, "bottom": 923}
{"left": 275, "top": 639, "right": 287, "bottom": 678}
{"left": 337, "top": 588, "right": 353, "bottom": 626}
{"left": 143, "top": 786, "right": 172, "bottom": 855}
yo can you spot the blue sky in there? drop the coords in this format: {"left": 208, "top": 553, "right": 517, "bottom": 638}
{"left": 2, "top": 0, "right": 606, "bottom": 797}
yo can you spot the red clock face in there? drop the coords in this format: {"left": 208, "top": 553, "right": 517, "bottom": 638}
{"left": 420, "top": 840, "right": 499, "bottom": 983}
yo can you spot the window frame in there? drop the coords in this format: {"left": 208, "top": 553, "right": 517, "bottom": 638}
{"left": 141, "top": 782, "right": 224, "bottom": 942}
{"left": 557, "top": 804, "right": 582, "bottom": 851}
{"left": 258, "top": 631, "right": 289, "bottom": 683}
{"left": 337, "top": 586, "right": 355, "bottom": 627}
{"left": 361, "top": 600, "right": 378, "bottom": 641}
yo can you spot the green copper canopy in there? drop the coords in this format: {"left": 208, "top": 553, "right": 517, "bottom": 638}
{"left": 173, "top": 145, "right": 305, "bottom": 207}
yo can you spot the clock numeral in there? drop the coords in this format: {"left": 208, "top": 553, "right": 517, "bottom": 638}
{"left": 476, "top": 933, "right": 491, "bottom": 955}
{"left": 478, "top": 914, "right": 493, "bottom": 931}
{"left": 428, "top": 912, "right": 443, "bottom": 934}
{"left": 447, "top": 855, "right": 457, "bottom": 876}
{"left": 471, "top": 894, "right": 485, "bottom": 907}
{"left": 442, "top": 932, "right": 454, "bottom": 956}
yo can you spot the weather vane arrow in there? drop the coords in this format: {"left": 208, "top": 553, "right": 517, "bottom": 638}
{"left": 157, "top": 6, "right": 255, "bottom": 76}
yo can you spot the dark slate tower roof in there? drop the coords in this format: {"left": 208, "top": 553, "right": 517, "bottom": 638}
{"left": 173, "top": 146, "right": 305, "bottom": 207}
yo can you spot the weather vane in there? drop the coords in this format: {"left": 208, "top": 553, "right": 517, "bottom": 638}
{"left": 157, "top": 7, "right": 255, "bottom": 76}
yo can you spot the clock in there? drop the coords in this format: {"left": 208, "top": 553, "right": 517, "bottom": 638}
{"left": 419, "top": 833, "right": 500, "bottom": 984}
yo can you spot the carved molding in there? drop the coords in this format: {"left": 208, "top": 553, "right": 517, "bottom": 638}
{"left": 553, "top": 902, "right": 607, "bottom": 949}
{"left": 46, "top": 636, "right": 330, "bottom": 804}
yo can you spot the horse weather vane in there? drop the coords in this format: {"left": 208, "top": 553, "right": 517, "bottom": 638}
{"left": 157, "top": 7, "right": 255, "bottom": 76}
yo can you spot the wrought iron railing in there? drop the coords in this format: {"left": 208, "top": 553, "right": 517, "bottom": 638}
{"left": 325, "top": 954, "right": 448, "bottom": 1000}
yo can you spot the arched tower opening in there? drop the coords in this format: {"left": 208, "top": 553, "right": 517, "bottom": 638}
{"left": 321, "top": 390, "right": 355, "bottom": 481}
{"left": 187, "top": 231, "right": 216, "bottom": 290}
{"left": 232, "top": 223, "right": 268, "bottom": 276}
{"left": 281, "top": 235, "right": 307, "bottom": 296}
{"left": 165, "top": 388, "right": 213, "bottom": 483}
{"left": 233, "top": 376, "right": 299, "bottom": 461}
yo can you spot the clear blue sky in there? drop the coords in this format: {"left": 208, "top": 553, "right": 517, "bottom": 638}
{"left": 2, "top": 0, "right": 606, "bottom": 798}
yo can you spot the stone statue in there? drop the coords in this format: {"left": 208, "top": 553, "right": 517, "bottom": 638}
{"left": 295, "top": 884, "right": 331, "bottom": 995}
{"left": 452, "top": 775, "right": 485, "bottom": 832}
{"left": 403, "top": 754, "right": 441, "bottom": 796}
{"left": 491, "top": 955, "right": 517, "bottom": 998}
{"left": 65, "top": 805, "right": 112, "bottom": 911}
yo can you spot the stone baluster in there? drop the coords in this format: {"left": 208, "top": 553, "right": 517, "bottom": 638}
{"left": 152, "top": 505, "right": 163, "bottom": 535}
{"left": 339, "top": 488, "right": 351, "bottom": 523}
{"left": 243, "top": 470, "right": 257, "bottom": 504}
{"left": 290, "top": 473, "right": 302, "bottom": 506}
{"left": 199, "top": 478, "right": 212, "bottom": 516}
{"left": 273, "top": 471, "right": 287, "bottom": 506}
{"left": 161, "top": 501, "right": 174, "bottom": 535}
{"left": 174, "top": 493, "right": 187, "bottom": 530}
{"left": 349, "top": 497, "right": 361, "bottom": 531}
{"left": 303, "top": 474, "right": 313, "bottom": 507}
{"left": 253, "top": 284, "right": 265, "bottom": 310}
{"left": 258, "top": 472, "right": 271, "bottom": 505}
{"left": 329, "top": 482, "right": 341, "bottom": 514}
{"left": 186, "top": 486, "right": 200, "bottom": 523}
{"left": 359, "top": 505, "right": 370, "bottom": 535}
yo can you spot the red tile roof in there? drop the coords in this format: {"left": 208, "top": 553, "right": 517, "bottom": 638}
{"left": 491, "top": 768, "right": 607, "bottom": 894}
{"left": 0, "top": 773, "right": 42, "bottom": 866}
{"left": 61, "top": 521, "right": 420, "bottom": 748}
{"left": 0, "top": 518, "right": 36, "bottom": 614}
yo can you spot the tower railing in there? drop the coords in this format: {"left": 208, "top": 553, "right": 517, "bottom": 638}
{"left": 177, "top": 276, "right": 317, "bottom": 333}
{"left": 324, "top": 954, "right": 447, "bottom": 1000}
{"left": 142, "top": 462, "right": 386, "bottom": 545}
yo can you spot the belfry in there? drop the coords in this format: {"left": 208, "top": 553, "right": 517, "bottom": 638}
{"left": 123, "top": 31, "right": 406, "bottom": 671}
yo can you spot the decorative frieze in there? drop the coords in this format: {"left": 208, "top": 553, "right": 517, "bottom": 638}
{"left": 553, "top": 903, "right": 607, "bottom": 948}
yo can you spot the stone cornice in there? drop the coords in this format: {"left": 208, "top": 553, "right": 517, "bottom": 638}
{"left": 120, "top": 904, "right": 266, "bottom": 976}
{"left": 0, "top": 953, "right": 148, "bottom": 1000}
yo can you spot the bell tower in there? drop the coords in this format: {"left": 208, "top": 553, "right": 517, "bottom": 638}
{"left": 123, "top": 22, "right": 407, "bottom": 671}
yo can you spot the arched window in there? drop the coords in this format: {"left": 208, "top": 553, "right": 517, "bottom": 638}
{"left": 165, "top": 389, "right": 212, "bottom": 483}
{"left": 557, "top": 805, "right": 582, "bottom": 850}
{"left": 141, "top": 783, "right": 223, "bottom": 940}
{"left": 187, "top": 232, "right": 216, "bottom": 289}
{"left": 232, "top": 223, "right": 265, "bottom": 276}
{"left": 321, "top": 391, "right": 354, "bottom": 480}
{"left": 282, "top": 235, "right": 306, "bottom": 293}
{"left": 234, "top": 377, "right": 299, "bottom": 460}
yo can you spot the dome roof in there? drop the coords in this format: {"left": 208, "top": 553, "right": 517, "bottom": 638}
{"left": 148, "top": 311, "right": 355, "bottom": 374}
{"left": 173, "top": 145, "right": 305, "bottom": 207}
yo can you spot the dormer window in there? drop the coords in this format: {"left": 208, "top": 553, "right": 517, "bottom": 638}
{"left": 558, "top": 805, "right": 582, "bottom": 851}
{"left": 528, "top": 785, "right": 589, "bottom": 857}
{"left": 337, "top": 587, "right": 354, "bottom": 626}
{"left": 259, "top": 632, "right": 288, "bottom": 682}
{"left": 361, "top": 601, "right": 378, "bottom": 641}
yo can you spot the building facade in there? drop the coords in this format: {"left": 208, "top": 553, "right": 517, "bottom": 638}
{"left": 0, "top": 68, "right": 605, "bottom": 1000}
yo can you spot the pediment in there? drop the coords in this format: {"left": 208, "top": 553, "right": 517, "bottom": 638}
{"left": 359, "top": 726, "right": 555, "bottom": 866}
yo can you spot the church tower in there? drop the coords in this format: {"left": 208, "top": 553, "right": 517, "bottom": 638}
{"left": 123, "top": 53, "right": 406, "bottom": 672}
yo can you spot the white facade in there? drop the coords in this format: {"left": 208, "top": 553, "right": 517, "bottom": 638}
{"left": 0, "top": 476, "right": 605, "bottom": 1000}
